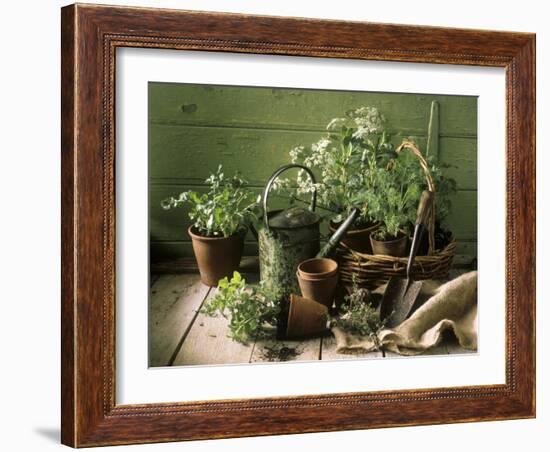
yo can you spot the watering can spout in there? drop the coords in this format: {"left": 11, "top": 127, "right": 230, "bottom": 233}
{"left": 317, "top": 208, "right": 360, "bottom": 258}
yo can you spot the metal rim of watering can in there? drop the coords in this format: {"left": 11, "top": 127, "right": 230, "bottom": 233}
{"left": 262, "top": 164, "right": 317, "bottom": 232}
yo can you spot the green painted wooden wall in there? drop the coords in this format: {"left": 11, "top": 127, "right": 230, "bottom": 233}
{"left": 149, "top": 82, "right": 477, "bottom": 262}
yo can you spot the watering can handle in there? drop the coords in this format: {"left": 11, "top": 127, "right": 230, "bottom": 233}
{"left": 262, "top": 164, "right": 317, "bottom": 231}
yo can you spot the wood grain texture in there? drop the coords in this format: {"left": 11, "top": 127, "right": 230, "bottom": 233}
{"left": 149, "top": 274, "right": 209, "bottom": 366}
{"left": 250, "top": 336, "right": 322, "bottom": 363}
{"left": 61, "top": 3, "right": 535, "bottom": 447}
{"left": 426, "top": 101, "right": 440, "bottom": 159}
{"left": 151, "top": 274, "right": 466, "bottom": 366}
{"left": 172, "top": 290, "right": 256, "bottom": 366}
{"left": 149, "top": 130, "right": 477, "bottom": 187}
{"left": 60, "top": 5, "right": 76, "bottom": 446}
{"left": 149, "top": 83, "right": 477, "bottom": 136}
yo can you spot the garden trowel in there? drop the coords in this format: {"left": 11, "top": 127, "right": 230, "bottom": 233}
{"left": 380, "top": 190, "right": 434, "bottom": 328}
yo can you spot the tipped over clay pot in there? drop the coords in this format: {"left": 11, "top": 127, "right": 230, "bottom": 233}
{"left": 297, "top": 258, "right": 339, "bottom": 308}
{"left": 286, "top": 294, "right": 329, "bottom": 339}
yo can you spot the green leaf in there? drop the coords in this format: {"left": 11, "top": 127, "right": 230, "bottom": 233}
{"left": 159, "top": 165, "right": 258, "bottom": 236}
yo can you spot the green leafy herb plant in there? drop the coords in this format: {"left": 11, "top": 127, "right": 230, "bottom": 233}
{"left": 427, "top": 156, "right": 457, "bottom": 225}
{"left": 203, "top": 272, "right": 280, "bottom": 344}
{"left": 284, "top": 106, "right": 395, "bottom": 227}
{"left": 332, "top": 277, "right": 387, "bottom": 346}
{"left": 161, "top": 165, "right": 258, "bottom": 238}
{"left": 363, "top": 151, "right": 424, "bottom": 241}
{"left": 280, "top": 105, "right": 457, "bottom": 243}
{"left": 364, "top": 143, "right": 457, "bottom": 243}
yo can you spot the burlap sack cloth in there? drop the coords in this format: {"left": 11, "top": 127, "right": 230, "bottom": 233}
{"left": 332, "top": 271, "right": 478, "bottom": 356}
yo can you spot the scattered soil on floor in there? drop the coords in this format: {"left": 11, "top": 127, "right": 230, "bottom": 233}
{"left": 259, "top": 344, "right": 301, "bottom": 362}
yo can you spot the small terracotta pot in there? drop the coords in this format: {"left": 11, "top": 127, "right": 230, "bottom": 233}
{"left": 286, "top": 294, "right": 329, "bottom": 339}
{"left": 297, "top": 258, "right": 338, "bottom": 279}
{"left": 188, "top": 226, "right": 245, "bottom": 287}
{"left": 297, "top": 258, "right": 339, "bottom": 308}
{"left": 369, "top": 232, "right": 408, "bottom": 257}
{"left": 329, "top": 220, "right": 380, "bottom": 254}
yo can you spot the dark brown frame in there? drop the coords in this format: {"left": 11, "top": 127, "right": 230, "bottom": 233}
{"left": 61, "top": 3, "right": 536, "bottom": 447}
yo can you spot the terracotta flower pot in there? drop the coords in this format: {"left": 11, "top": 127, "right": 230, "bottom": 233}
{"left": 328, "top": 220, "right": 380, "bottom": 254}
{"left": 297, "top": 257, "right": 338, "bottom": 279}
{"left": 188, "top": 226, "right": 245, "bottom": 287}
{"left": 286, "top": 294, "right": 329, "bottom": 339}
{"left": 369, "top": 231, "right": 408, "bottom": 257}
{"left": 297, "top": 258, "right": 339, "bottom": 308}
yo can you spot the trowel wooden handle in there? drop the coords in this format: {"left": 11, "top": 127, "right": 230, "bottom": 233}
{"left": 415, "top": 190, "right": 434, "bottom": 226}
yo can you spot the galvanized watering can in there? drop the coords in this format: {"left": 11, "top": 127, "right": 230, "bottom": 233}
{"left": 257, "top": 164, "right": 359, "bottom": 301}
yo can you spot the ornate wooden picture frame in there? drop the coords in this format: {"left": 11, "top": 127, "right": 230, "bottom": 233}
{"left": 61, "top": 3, "right": 535, "bottom": 447}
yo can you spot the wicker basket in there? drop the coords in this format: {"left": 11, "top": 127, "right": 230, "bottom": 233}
{"left": 336, "top": 140, "right": 456, "bottom": 290}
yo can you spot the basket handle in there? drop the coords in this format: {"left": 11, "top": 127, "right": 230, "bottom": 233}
{"left": 395, "top": 140, "right": 436, "bottom": 255}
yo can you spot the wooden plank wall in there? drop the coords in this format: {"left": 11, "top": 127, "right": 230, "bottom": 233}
{"left": 149, "top": 82, "right": 477, "bottom": 262}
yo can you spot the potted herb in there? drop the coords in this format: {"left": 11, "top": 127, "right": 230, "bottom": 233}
{"left": 364, "top": 144, "right": 456, "bottom": 257}
{"left": 161, "top": 166, "right": 258, "bottom": 286}
{"left": 359, "top": 150, "right": 423, "bottom": 256}
{"left": 203, "top": 272, "right": 279, "bottom": 343}
{"left": 285, "top": 106, "right": 395, "bottom": 253}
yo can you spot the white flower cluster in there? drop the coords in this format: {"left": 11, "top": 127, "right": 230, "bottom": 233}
{"left": 296, "top": 169, "right": 321, "bottom": 195}
{"left": 349, "top": 106, "right": 385, "bottom": 140}
{"left": 304, "top": 137, "right": 331, "bottom": 167}
{"left": 270, "top": 176, "right": 293, "bottom": 192}
{"left": 289, "top": 145, "right": 305, "bottom": 164}
{"left": 326, "top": 117, "right": 347, "bottom": 131}
{"left": 285, "top": 106, "right": 388, "bottom": 220}
{"left": 296, "top": 137, "right": 335, "bottom": 199}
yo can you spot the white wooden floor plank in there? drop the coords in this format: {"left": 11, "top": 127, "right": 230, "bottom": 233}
{"left": 149, "top": 274, "right": 210, "bottom": 367}
{"left": 251, "top": 331, "right": 322, "bottom": 363}
{"left": 172, "top": 291, "right": 255, "bottom": 366}
{"left": 150, "top": 269, "right": 475, "bottom": 367}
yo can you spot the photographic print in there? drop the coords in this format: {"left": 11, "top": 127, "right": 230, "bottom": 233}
{"left": 61, "top": 5, "right": 536, "bottom": 445}
{"left": 148, "top": 82, "right": 478, "bottom": 367}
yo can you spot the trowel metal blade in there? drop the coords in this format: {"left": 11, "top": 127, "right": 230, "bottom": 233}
{"left": 381, "top": 279, "right": 423, "bottom": 328}
{"left": 380, "top": 277, "right": 407, "bottom": 321}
